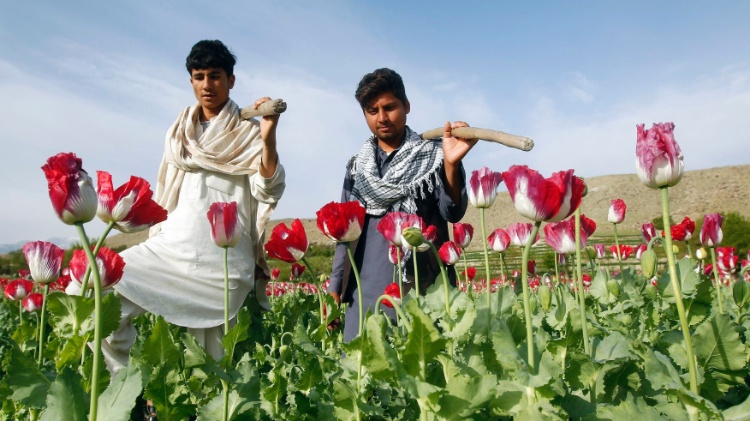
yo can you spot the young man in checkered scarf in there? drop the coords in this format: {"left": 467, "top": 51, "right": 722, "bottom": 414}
{"left": 327, "top": 68, "right": 479, "bottom": 341}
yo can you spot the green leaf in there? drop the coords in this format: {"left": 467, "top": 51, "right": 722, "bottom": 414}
{"left": 146, "top": 363, "right": 195, "bottom": 421}
{"left": 436, "top": 355, "right": 497, "bottom": 420}
{"left": 39, "top": 368, "right": 88, "bottom": 421}
{"left": 55, "top": 335, "right": 87, "bottom": 370}
{"left": 332, "top": 378, "right": 358, "bottom": 421}
{"left": 581, "top": 398, "right": 665, "bottom": 420}
{"left": 362, "top": 314, "right": 400, "bottom": 380}
{"left": 402, "top": 299, "right": 447, "bottom": 379}
{"left": 96, "top": 360, "right": 147, "bottom": 421}
{"left": 693, "top": 313, "right": 747, "bottom": 372}
{"left": 222, "top": 308, "right": 251, "bottom": 365}
{"left": 642, "top": 349, "right": 684, "bottom": 391}
{"left": 591, "top": 332, "right": 631, "bottom": 364}
{"left": 2, "top": 337, "right": 51, "bottom": 408}
{"left": 589, "top": 269, "right": 615, "bottom": 305}
{"left": 45, "top": 292, "right": 95, "bottom": 336}
{"left": 142, "top": 316, "right": 181, "bottom": 367}
{"left": 197, "top": 362, "right": 259, "bottom": 421}
{"left": 99, "top": 292, "right": 122, "bottom": 339}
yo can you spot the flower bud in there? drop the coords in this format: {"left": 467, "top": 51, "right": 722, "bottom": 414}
{"left": 672, "top": 245, "right": 680, "bottom": 255}
{"left": 401, "top": 227, "right": 425, "bottom": 249}
{"left": 279, "top": 345, "right": 293, "bottom": 364}
{"left": 538, "top": 285, "right": 552, "bottom": 311}
{"left": 644, "top": 283, "right": 658, "bottom": 300}
{"left": 641, "top": 249, "right": 658, "bottom": 278}
{"left": 696, "top": 248, "right": 708, "bottom": 260}
{"left": 585, "top": 246, "right": 597, "bottom": 260}
{"left": 607, "top": 279, "right": 621, "bottom": 298}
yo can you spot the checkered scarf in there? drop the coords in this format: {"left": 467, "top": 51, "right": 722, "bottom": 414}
{"left": 350, "top": 126, "right": 444, "bottom": 216}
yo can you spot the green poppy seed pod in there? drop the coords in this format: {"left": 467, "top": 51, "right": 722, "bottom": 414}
{"left": 529, "top": 296, "right": 538, "bottom": 313}
{"left": 672, "top": 245, "right": 680, "bottom": 255}
{"left": 607, "top": 279, "right": 621, "bottom": 298}
{"left": 279, "top": 345, "right": 292, "bottom": 364}
{"left": 644, "top": 283, "right": 658, "bottom": 300}
{"left": 401, "top": 226, "right": 425, "bottom": 249}
{"left": 538, "top": 285, "right": 552, "bottom": 311}
{"left": 696, "top": 247, "right": 708, "bottom": 260}
{"left": 641, "top": 249, "right": 658, "bottom": 278}
{"left": 586, "top": 246, "right": 597, "bottom": 260}
{"left": 733, "top": 280, "right": 750, "bottom": 308}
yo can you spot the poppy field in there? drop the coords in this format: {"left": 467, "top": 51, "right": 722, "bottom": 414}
{"left": 2, "top": 122, "right": 750, "bottom": 420}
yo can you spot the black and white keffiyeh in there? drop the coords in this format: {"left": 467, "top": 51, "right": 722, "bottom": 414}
{"left": 350, "top": 126, "right": 443, "bottom": 216}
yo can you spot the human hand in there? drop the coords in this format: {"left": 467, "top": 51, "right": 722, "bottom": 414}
{"left": 442, "top": 120, "right": 479, "bottom": 166}
{"left": 253, "top": 96, "right": 280, "bottom": 142}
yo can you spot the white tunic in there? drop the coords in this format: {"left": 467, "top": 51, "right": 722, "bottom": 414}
{"left": 114, "top": 123, "right": 285, "bottom": 329}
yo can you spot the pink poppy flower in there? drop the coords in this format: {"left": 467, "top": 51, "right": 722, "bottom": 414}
{"left": 270, "top": 268, "right": 281, "bottom": 281}
{"left": 635, "top": 122, "right": 684, "bottom": 189}
{"left": 376, "top": 211, "right": 410, "bottom": 246}
{"left": 69, "top": 247, "right": 125, "bottom": 290}
{"left": 438, "top": 241, "right": 461, "bottom": 265}
{"left": 468, "top": 167, "right": 503, "bottom": 208}
{"left": 610, "top": 244, "right": 634, "bottom": 260}
{"left": 265, "top": 219, "right": 309, "bottom": 263}
{"left": 635, "top": 244, "right": 648, "bottom": 259}
{"left": 316, "top": 201, "right": 366, "bottom": 243}
{"left": 642, "top": 222, "right": 657, "bottom": 243}
{"left": 22, "top": 293, "right": 44, "bottom": 312}
{"left": 488, "top": 228, "right": 510, "bottom": 253}
{"left": 507, "top": 222, "right": 540, "bottom": 247}
{"left": 608, "top": 199, "right": 627, "bottom": 224}
{"left": 4, "top": 279, "right": 34, "bottom": 301}
{"left": 22, "top": 241, "right": 65, "bottom": 284}
{"left": 503, "top": 165, "right": 585, "bottom": 222}
{"left": 41, "top": 152, "right": 98, "bottom": 225}
{"left": 681, "top": 217, "right": 696, "bottom": 240}
{"left": 592, "top": 244, "right": 606, "bottom": 259}
{"left": 381, "top": 283, "right": 401, "bottom": 308}
{"left": 290, "top": 263, "right": 306, "bottom": 280}
{"left": 452, "top": 222, "right": 474, "bottom": 249}
{"left": 388, "top": 244, "right": 403, "bottom": 265}
{"left": 96, "top": 171, "right": 168, "bottom": 233}
{"left": 700, "top": 213, "right": 723, "bottom": 247}
{"left": 207, "top": 202, "right": 241, "bottom": 248}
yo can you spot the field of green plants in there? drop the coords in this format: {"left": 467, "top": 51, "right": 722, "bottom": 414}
{"left": 2, "top": 122, "right": 750, "bottom": 420}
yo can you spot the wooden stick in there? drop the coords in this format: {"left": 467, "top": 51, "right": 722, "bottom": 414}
{"left": 240, "top": 99, "right": 287, "bottom": 119}
{"left": 420, "top": 126, "right": 534, "bottom": 152}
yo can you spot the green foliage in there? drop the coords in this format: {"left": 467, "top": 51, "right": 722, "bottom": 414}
{"left": 721, "top": 211, "right": 750, "bottom": 257}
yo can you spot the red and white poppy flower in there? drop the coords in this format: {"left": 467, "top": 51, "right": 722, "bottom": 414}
{"left": 316, "top": 201, "right": 366, "bottom": 243}
{"left": 503, "top": 165, "right": 585, "bottom": 222}
{"left": 265, "top": 219, "right": 309, "bottom": 263}
{"left": 22, "top": 241, "right": 64, "bottom": 284}
{"left": 41, "top": 152, "right": 98, "bottom": 225}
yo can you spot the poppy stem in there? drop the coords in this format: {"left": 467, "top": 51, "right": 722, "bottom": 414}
{"left": 575, "top": 210, "right": 591, "bottom": 357}
{"left": 429, "top": 243, "right": 451, "bottom": 317}
{"left": 660, "top": 187, "right": 699, "bottom": 397}
{"left": 709, "top": 247, "right": 725, "bottom": 314}
{"left": 479, "top": 208, "right": 492, "bottom": 329}
{"left": 37, "top": 283, "right": 50, "bottom": 368}
{"left": 301, "top": 257, "right": 326, "bottom": 327}
{"left": 612, "top": 223, "right": 625, "bottom": 280}
{"left": 345, "top": 243, "right": 364, "bottom": 337}
{"left": 75, "top": 222, "right": 102, "bottom": 421}
{"left": 521, "top": 221, "right": 541, "bottom": 373}
{"left": 80, "top": 221, "right": 115, "bottom": 298}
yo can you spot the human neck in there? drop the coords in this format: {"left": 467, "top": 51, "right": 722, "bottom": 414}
{"left": 377, "top": 133, "right": 406, "bottom": 154}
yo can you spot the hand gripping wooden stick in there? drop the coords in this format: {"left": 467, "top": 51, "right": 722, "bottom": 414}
{"left": 420, "top": 126, "right": 534, "bottom": 152}
{"left": 240, "top": 98, "right": 287, "bottom": 119}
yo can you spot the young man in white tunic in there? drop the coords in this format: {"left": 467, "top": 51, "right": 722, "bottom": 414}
{"left": 92, "top": 39, "right": 286, "bottom": 375}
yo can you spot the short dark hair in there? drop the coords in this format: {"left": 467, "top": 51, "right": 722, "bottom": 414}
{"left": 355, "top": 68, "right": 408, "bottom": 109}
{"left": 185, "top": 40, "right": 237, "bottom": 76}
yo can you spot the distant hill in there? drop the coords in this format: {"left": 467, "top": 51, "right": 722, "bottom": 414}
{"left": 103, "top": 164, "right": 750, "bottom": 251}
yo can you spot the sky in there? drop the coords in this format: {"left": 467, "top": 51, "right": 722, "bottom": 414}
{"left": 1, "top": 1, "right": 749, "bottom": 246}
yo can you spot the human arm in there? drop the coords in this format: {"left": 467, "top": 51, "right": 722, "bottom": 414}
{"left": 253, "top": 96, "right": 280, "bottom": 178}
{"left": 441, "top": 121, "right": 479, "bottom": 204}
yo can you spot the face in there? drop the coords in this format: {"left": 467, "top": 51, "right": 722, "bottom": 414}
{"left": 363, "top": 92, "right": 410, "bottom": 145}
{"left": 190, "top": 67, "right": 235, "bottom": 120}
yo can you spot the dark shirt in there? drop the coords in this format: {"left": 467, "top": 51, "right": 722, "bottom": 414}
{"left": 328, "top": 141, "right": 467, "bottom": 340}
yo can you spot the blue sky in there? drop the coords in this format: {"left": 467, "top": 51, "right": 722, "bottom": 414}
{"left": 2, "top": 1, "right": 749, "bottom": 245}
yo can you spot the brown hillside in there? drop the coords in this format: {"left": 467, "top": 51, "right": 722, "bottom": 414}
{"left": 105, "top": 165, "right": 750, "bottom": 250}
